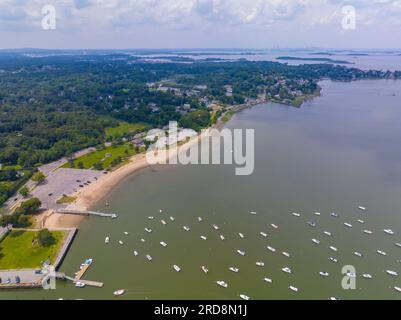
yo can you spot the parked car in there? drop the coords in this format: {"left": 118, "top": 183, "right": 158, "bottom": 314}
{"left": 15, "top": 276, "right": 21, "bottom": 284}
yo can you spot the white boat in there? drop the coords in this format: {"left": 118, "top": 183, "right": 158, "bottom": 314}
{"left": 281, "top": 267, "right": 292, "bottom": 274}
{"left": 264, "top": 277, "right": 273, "bottom": 283}
{"left": 75, "top": 282, "right": 86, "bottom": 288}
{"left": 216, "top": 281, "right": 228, "bottom": 288}
{"left": 362, "top": 274, "right": 372, "bottom": 279}
{"left": 292, "top": 212, "right": 301, "bottom": 217}
{"left": 238, "top": 233, "right": 245, "bottom": 239}
{"left": 113, "top": 289, "right": 125, "bottom": 296}
{"left": 307, "top": 221, "right": 316, "bottom": 227}
{"left": 260, "top": 232, "right": 268, "bottom": 238}
{"left": 183, "top": 226, "right": 190, "bottom": 232}
{"left": 363, "top": 230, "right": 373, "bottom": 235}
{"left": 173, "top": 265, "right": 181, "bottom": 272}
{"left": 198, "top": 217, "right": 203, "bottom": 222}
{"left": 237, "top": 250, "right": 246, "bottom": 256}
{"left": 219, "top": 235, "right": 225, "bottom": 241}
{"left": 329, "top": 246, "right": 338, "bottom": 252}
{"left": 394, "top": 287, "right": 401, "bottom": 293}
{"left": 344, "top": 223, "right": 353, "bottom": 228}
{"left": 124, "top": 231, "right": 129, "bottom": 235}
{"left": 312, "top": 239, "right": 320, "bottom": 245}
{"left": 329, "top": 257, "right": 338, "bottom": 263}
{"left": 145, "top": 228, "right": 152, "bottom": 233}
{"left": 159, "top": 209, "right": 163, "bottom": 213}
{"left": 357, "top": 219, "right": 365, "bottom": 224}
{"left": 319, "top": 271, "right": 329, "bottom": 277}
{"left": 289, "top": 286, "right": 298, "bottom": 292}
{"left": 256, "top": 261, "right": 265, "bottom": 267}
{"left": 240, "top": 294, "right": 251, "bottom": 301}
{"left": 395, "top": 243, "right": 401, "bottom": 248}
{"left": 169, "top": 217, "right": 175, "bottom": 222}
{"left": 358, "top": 206, "right": 366, "bottom": 211}
{"left": 148, "top": 216, "right": 154, "bottom": 220}
{"left": 105, "top": 237, "right": 110, "bottom": 244}
{"left": 377, "top": 250, "right": 387, "bottom": 256}
{"left": 201, "top": 266, "right": 209, "bottom": 274}
{"left": 270, "top": 224, "right": 278, "bottom": 229}
{"left": 200, "top": 236, "right": 207, "bottom": 240}
{"left": 354, "top": 252, "right": 363, "bottom": 257}
{"left": 140, "top": 238, "right": 146, "bottom": 243}
{"left": 212, "top": 224, "right": 219, "bottom": 230}
{"left": 160, "top": 241, "right": 167, "bottom": 247}
{"left": 133, "top": 250, "right": 138, "bottom": 256}
{"left": 384, "top": 229, "right": 395, "bottom": 235}
{"left": 146, "top": 254, "right": 152, "bottom": 261}
{"left": 266, "top": 246, "right": 276, "bottom": 253}
{"left": 314, "top": 212, "right": 321, "bottom": 216}
{"left": 386, "top": 270, "right": 398, "bottom": 276}
{"left": 346, "top": 272, "right": 356, "bottom": 278}
{"left": 329, "top": 297, "right": 338, "bottom": 301}
{"left": 161, "top": 219, "right": 167, "bottom": 225}
{"left": 105, "top": 202, "right": 110, "bottom": 206}
{"left": 331, "top": 212, "right": 339, "bottom": 218}
{"left": 282, "top": 252, "right": 290, "bottom": 258}
{"left": 118, "top": 240, "right": 124, "bottom": 245}
{"left": 323, "top": 231, "right": 332, "bottom": 236}
{"left": 229, "top": 267, "right": 239, "bottom": 273}
{"left": 250, "top": 211, "right": 257, "bottom": 215}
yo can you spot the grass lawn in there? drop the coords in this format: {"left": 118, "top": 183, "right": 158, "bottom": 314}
{"left": 56, "top": 195, "right": 77, "bottom": 204}
{"left": 105, "top": 122, "right": 147, "bottom": 138}
{"left": 0, "top": 230, "right": 66, "bottom": 270}
{"left": 63, "top": 143, "right": 137, "bottom": 170}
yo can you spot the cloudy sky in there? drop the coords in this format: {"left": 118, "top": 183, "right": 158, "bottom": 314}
{"left": 0, "top": 0, "right": 400, "bottom": 49}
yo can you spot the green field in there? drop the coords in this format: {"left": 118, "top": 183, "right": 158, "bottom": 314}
{"left": 63, "top": 144, "right": 136, "bottom": 170}
{"left": 0, "top": 230, "right": 66, "bottom": 269}
{"left": 105, "top": 122, "right": 147, "bottom": 138}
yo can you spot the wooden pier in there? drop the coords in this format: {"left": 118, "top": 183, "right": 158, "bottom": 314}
{"left": 56, "top": 209, "right": 118, "bottom": 219}
{"left": 62, "top": 261, "right": 104, "bottom": 288}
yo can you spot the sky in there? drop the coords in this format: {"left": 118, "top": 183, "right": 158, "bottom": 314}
{"left": 0, "top": 0, "right": 400, "bottom": 49}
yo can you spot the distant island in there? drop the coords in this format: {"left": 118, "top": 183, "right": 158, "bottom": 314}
{"left": 277, "top": 56, "right": 352, "bottom": 65}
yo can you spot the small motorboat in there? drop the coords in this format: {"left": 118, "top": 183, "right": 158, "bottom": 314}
{"left": 319, "top": 272, "right": 329, "bottom": 277}
{"left": 105, "top": 237, "right": 110, "bottom": 244}
{"left": 113, "top": 289, "right": 125, "bottom": 296}
{"left": 377, "top": 250, "right": 387, "bottom": 256}
{"left": 198, "top": 217, "right": 203, "bottom": 222}
{"left": 148, "top": 216, "right": 154, "bottom": 220}
{"left": 314, "top": 212, "right": 321, "bottom": 216}
{"left": 323, "top": 231, "right": 332, "bottom": 237}
{"left": 386, "top": 270, "right": 398, "bottom": 276}
{"left": 169, "top": 217, "right": 175, "bottom": 222}
{"left": 394, "top": 287, "right": 401, "bottom": 293}
{"left": 159, "top": 209, "right": 163, "bottom": 213}
{"left": 145, "top": 228, "right": 152, "bottom": 233}
{"left": 216, "top": 281, "right": 228, "bottom": 288}
{"left": 124, "top": 231, "right": 129, "bottom": 235}
{"left": 173, "top": 265, "right": 181, "bottom": 272}
{"left": 160, "top": 241, "right": 167, "bottom": 247}
{"left": 240, "top": 294, "right": 251, "bottom": 301}
{"left": 200, "top": 235, "right": 207, "bottom": 240}
{"left": 281, "top": 267, "right": 292, "bottom": 274}
{"left": 329, "top": 257, "right": 338, "bottom": 263}
{"left": 161, "top": 219, "right": 167, "bottom": 225}
{"left": 329, "top": 297, "right": 338, "bottom": 301}
{"left": 146, "top": 254, "right": 152, "bottom": 261}
{"left": 329, "top": 246, "right": 338, "bottom": 252}
{"left": 266, "top": 246, "right": 276, "bottom": 253}
{"left": 237, "top": 250, "right": 246, "bottom": 256}
{"left": 212, "top": 224, "right": 219, "bottom": 230}
{"left": 118, "top": 240, "right": 124, "bottom": 245}
{"left": 84, "top": 258, "right": 93, "bottom": 265}
{"left": 282, "top": 252, "right": 290, "bottom": 258}
{"left": 363, "top": 230, "right": 373, "bottom": 235}
{"left": 201, "top": 266, "right": 209, "bottom": 274}
{"left": 354, "top": 252, "right": 363, "bottom": 257}
{"left": 289, "top": 286, "right": 298, "bottom": 292}
{"left": 260, "top": 232, "right": 268, "bottom": 238}
{"left": 270, "top": 224, "right": 278, "bottom": 229}
{"left": 133, "top": 250, "right": 138, "bottom": 256}
{"left": 331, "top": 212, "right": 339, "bottom": 218}
{"left": 250, "top": 211, "right": 257, "bottom": 215}
{"left": 292, "top": 212, "right": 301, "bottom": 217}
{"left": 307, "top": 221, "right": 316, "bottom": 228}
{"left": 312, "top": 239, "right": 320, "bottom": 245}
{"left": 183, "top": 226, "right": 190, "bottom": 232}
{"left": 362, "top": 274, "right": 373, "bottom": 279}
{"left": 141, "top": 238, "right": 146, "bottom": 243}
{"left": 264, "top": 277, "right": 273, "bottom": 283}
{"left": 238, "top": 233, "right": 245, "bottom": 239}
{"left": 75, "top": 282, "right": 86, "bottom": 288}
{"left": 357, "top": 219, "right": 365, "bottom": 224}
{"left": 346, "top": 272, "right": 356, "bottom": 278}
{"left": 384, "top": 229, "right": 395, "bottom": 235}
{"left": 358, "top": 206, "right": 366, "bottom": 211}
{"left": 344, "top": 223, "right": 353, "bottom": 228}
{"left": 219, "top": 235, "right": 225, "bottom": 241}
{"left": 229, "top": 267, "right": 239, "bottom": 273}
{"left": 395, "top": 243, "right": 401, "bottom": 248}
{"left": 256, "top": 261, "right": 265, "bottom": 267}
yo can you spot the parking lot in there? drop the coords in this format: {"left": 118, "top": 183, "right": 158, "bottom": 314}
{"left": 0, "top": 269, "right": 43, "bottom": 286}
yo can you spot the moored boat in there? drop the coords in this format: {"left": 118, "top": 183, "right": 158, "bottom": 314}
{"left": 105, "top": 237, "right": 110, "bottom": 244}
{"left": 75, "top": 282, "right": 86, "bottom": 288}
{"left": 266, "top": 246, "right": 276, "bottom": 252}
{"left": 386, "top": 270, "right": 398, "bottom": 276}
{"left": 200, "top": 235, "right": 207, "bottom": 240}
{"left": 292, "top": 212, "right": 301, "bottom": 217}
{"left": 113, "top": 289, "right": 125, "bottom": 296}
{"left": 238, "top": 233, "right": 245, "bottom": 239}
{"left": 363, "top": 230, "right": 373, "bottom": 235}
{"left": 289, "top": 286, "right": 298, "bottom": 292}
{"left": 260, "top": 232, "right": 268, "bottom": 238}
{"left": 146, "top": 254, "right": 152, "bottom": 261}
{"left": 264, "top": 277, "right": 273, "bottom": 283}
{"left": 240, "top": 294, "right": 251, "bottom": 300}
{"left": 237, "top": 250, "right": 246, "bottom": 256}
{"left": 384, "top": 229, "right": 394, "bottom": 235}
{"left": 183, "top": 226, "right": 190, "bottom": 232}
{"left": 312, "top": 239, "right": 320, "bottom": 245}
{"left": 256, "top": 261, "right": 265, "bottom": 267}
{"left": 377, "top": 250, "right": 386, "bottom": 256}
{"left": 362, "top": 274, "right": 372, "bottom": 279}
{"left": 281, "top": 267, "right": 292, "bottom": 274}
{"left": 160, "top": 241, "right": 167, "bottom": 247}
{"left": 216, "top": 281, "right": 228, "bottom": 288}
{"left": 229, "top": 267, "right": 239, "bottom": 273}
{"left": 319, "top": 271, "right": 329, "bottom": 277}
{"left": 201, "top": 266, "right": 209, "bottom": 274}
{"left": 173, "top": 265, "right": 181, "bottom": 272}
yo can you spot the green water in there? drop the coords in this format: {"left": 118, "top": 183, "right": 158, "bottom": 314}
{"left": 2, "top": 79, "right": 401, "bottom": 300}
